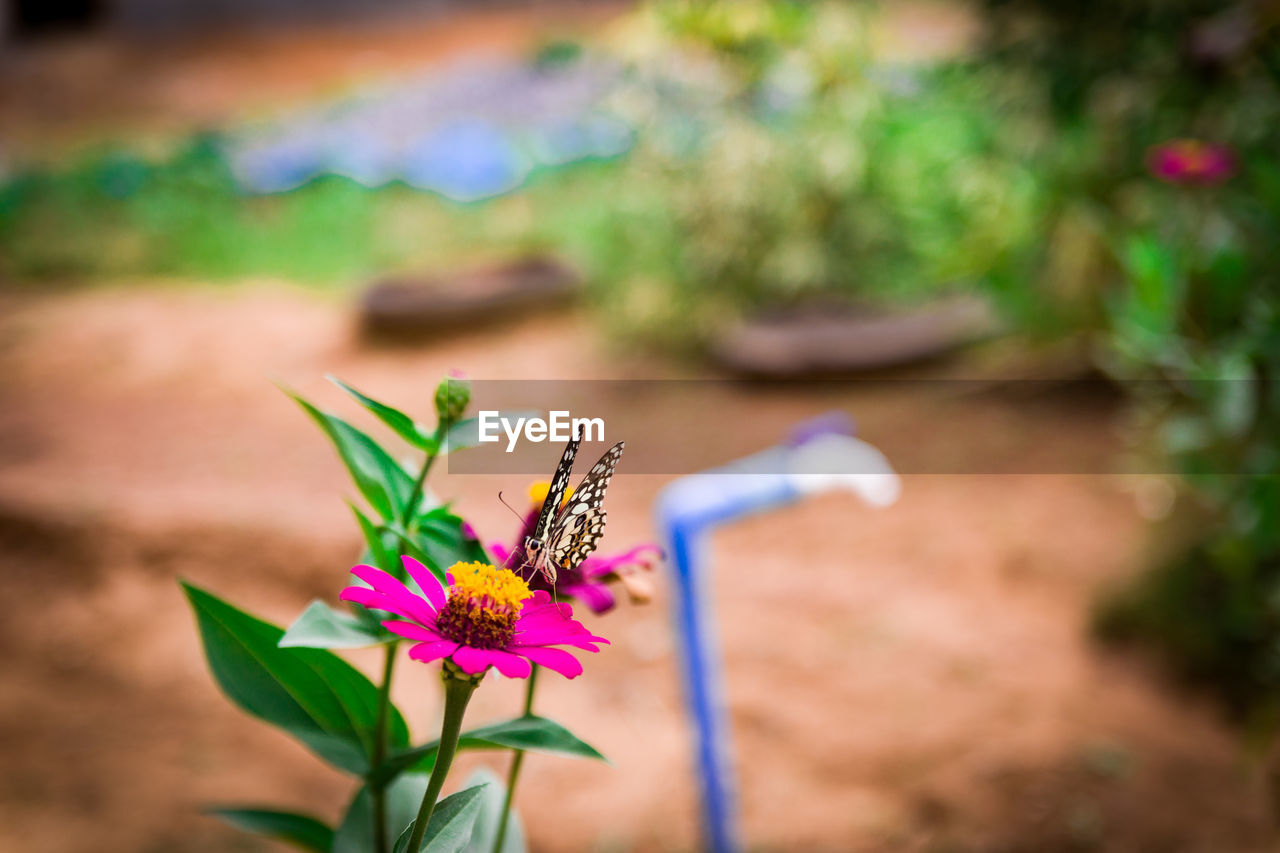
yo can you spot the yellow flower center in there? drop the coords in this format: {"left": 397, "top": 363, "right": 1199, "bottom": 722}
{"left": 527, "top": 480, "right": 574, "bottom": 508}
{"left": 449, "top": 561, "right": 531, "bottom": 613}
{"left": 436, "top": 562, "right": 531, "bottom": 649}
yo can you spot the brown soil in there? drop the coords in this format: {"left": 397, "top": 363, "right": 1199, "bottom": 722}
{"left": 0, "top": 283, "right": 1274, "bottom": 853}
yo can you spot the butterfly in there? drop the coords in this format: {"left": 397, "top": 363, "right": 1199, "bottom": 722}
{"left": 522, "top": 436, "right": 625, "bottom": 587}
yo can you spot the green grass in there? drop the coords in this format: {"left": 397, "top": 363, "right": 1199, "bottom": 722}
{"left": 0, "top": 135, "right": 627, "bottom": 287}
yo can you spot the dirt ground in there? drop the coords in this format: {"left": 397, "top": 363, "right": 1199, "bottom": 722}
{"left": 0, "top": 283, "right": 1274, "bottom": 853}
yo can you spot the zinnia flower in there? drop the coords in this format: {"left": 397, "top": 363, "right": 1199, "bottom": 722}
{"left": 489, "top": 481, "right": 662, "bottom": 614}
{"left": 1147, "top": 139, "right": 1235, "bottom": 185}
{"left": 340, "top": 556, "right": 606, "bottom": 679}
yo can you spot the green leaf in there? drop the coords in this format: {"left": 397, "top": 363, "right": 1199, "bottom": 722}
{"left": 1120, "top": 233, "right": 1182, "bottom": 337}
{"left": 182, "top": 581, "right": 409, "bottom": 774}
{"left": 351, "top": 501, "right": 407, "bottom": 578}
{"left": 280, "top": 600, "right": 389, "bottom": 649}
{"left": 458, "top": 716, "right": 607, "bottom": 762}
{"left": 1160, "top": 415, "right": 1214, "bottom": 454}
{"left": 383, "top": 505, "right": 487, "bottom": 582}
{"left": 286, "top": 388, "right": 415, "bottom": 519}
{"left": 334, "top": 773, "right": 429, "bottom": 853}
{"left": 460, "top": 767, "right": 526, "bottom": 853}
{"left": 393, "top": 785, "right": 488, "bottom": 853}
{"left": 385, "top": 521, "right": 447, "bottom": 580}
{"left": 416, "top": 506, "right": 491, "bottom": 569}
{"left": 1210, "top": 359, "right": 1257, "bottom": 438}
{"left": 329, "top": 375, "right": 433, "bottom": 450}
{"left": 207, "top": 807, "right": 334, "bottom": 852}
{"left": 374, "top": 715, "right": 606, "bottom": 784}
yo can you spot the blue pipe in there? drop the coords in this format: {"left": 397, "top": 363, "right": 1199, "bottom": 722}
{"left": 655, "top": 418, "right": 897, "bottom": 853}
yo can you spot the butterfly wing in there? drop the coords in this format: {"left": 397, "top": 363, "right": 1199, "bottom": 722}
{"left": 548, "top": 441, "right": 625, "bottom": 572}
{"left": 531, "top": 436, "right": 581, "bottom": 543}
{"left": 559, "top": 441, "right": 624, "bottom": 522}
{"left": 549, "top": 507, "right": 607, "bottom": 573}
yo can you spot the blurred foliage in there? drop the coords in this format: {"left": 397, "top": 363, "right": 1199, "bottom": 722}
{"left": 1094, "top": 180, "right": 1280, "bottom": 727}
{"left": 0, "top": 134, "right": 617, "bottom": 285}
{"left": 585, "top": 0, "right": 1044, "bottom": 349}
{"left": 976, "top": 0, "right": 1280, "bottom": 332}
{"left": 979, "top": 0, "right": 1278, "bottom": 125}
{"left": 975, "top": 0, "right": 1280, "bottom": 725}
{"left": 0, "top": 0, "right": 1044, "bottom": 353}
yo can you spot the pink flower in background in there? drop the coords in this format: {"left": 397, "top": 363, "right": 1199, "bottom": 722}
{"left": 492, "top": 539, "right": 662, "bottom": 614}
{"left": 488, "top": 481, "right": 662, "bottom": 614}
{"left": 1147, "top": 139, "right": 1235, "bottom": 185}
{"left": 340, "top": 556, "right": 606, "bottom": 679}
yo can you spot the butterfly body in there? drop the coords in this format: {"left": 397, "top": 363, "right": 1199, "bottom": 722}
{"left": 523, "top": 438, "right": 625, "bottom": 587}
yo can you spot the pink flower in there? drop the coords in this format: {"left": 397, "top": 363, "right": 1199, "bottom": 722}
{"left": 1147, "top": 139, "right": 1235, "bottom": 185}
{"left": 487, "top": 481, "right": 662, "bottom": 614}
{"left": 492, "top": 539, "right": 662, "bottom": 614}
{"left": 340, "top": 557, "right": 607, "bottom": 679}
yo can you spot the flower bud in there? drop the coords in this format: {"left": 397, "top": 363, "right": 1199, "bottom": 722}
{"left": 434, "top": 373, "right": 470, "bottom": 423}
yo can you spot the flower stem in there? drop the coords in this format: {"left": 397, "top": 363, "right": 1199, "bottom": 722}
{"left": 374, "top": 427, "right": 444, "bottom": 853}
{"left": 370, "top": 640, "right": 400, "bottom": 853}
{"left": 403, "top": 450, "right": 440, "bottom": 526}
{"left": 491, "top": 665, "right": 539, "bottom": 853}
{"left": 404, "top": 670, "right": 477, "bottom": 853}
{"left": 523, "top": 664, "right": 538, "bottom": 716}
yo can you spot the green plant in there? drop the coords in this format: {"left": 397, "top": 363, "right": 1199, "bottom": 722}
{"left": 1094, "top": 170, "right": 1280, "bottom": 724}
{"left": 0, "top": 136, "right": 628, "bottom": 286}
{"left": 975, "top": 0, "right": 1280, "bottom": 724}
{"left": 585, "top": 2, "right": 1043, "bottom": 350}
{"left": 185, "top": 375, "right": 618, "bottom": 852}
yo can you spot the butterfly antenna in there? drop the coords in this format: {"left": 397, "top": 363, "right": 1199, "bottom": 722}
{"left": 496, "top": 491, "right": 526, "bottom": 524}
{"left": 494, "top": 491, "right": 528, "bottom": 572}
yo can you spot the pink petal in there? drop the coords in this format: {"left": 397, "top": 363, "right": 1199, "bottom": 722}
{"left": 408, "top": 640, "right": 458, "bottom": 664}
{"left": 401, "top": 556, "right": 446, "bottom": 610}
{"left": 521, "top": 596, "right": 575, "bottom": 621}
{"left": 488, "top": 542, "right": 512, "bottom": 563}
{"left": 481, "top": 649, "right": 533, "bottom": 679}
{"left": 517, "top": 646, "right": 584, "bottom": 679}
{"left": 514, "top": 610, "right": 574, "bottom": 631}
{"left": 563, "top": 581, "right": 615, "bottom": 614}
{"left": 339, "top": 586, "right": 402, "bottom": 615}
{"left": 514, "top": 628, "right": 607, "bottom": 651}
{"left": 515, "top": 616, "right": 607, "bottom": 640}
{"left": 383, "top": 620, "right": 444, "bottom": 643}
{"left": 513, "top": 627, "right": 574, "bottom": 645}
{"left": 515, "top": 609, "right": 596, "bottom": 635}
{"left": 450, "top": 645, "right": 496, "bottom": 675}
{"left": 349, "top": 564, "right": 437, "bottom": 625}
{"left": 514, "top": 594, "right": 609, "bottom": 648}
{"left": 581, "top": 544, "right": 662, "bottom": 579}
